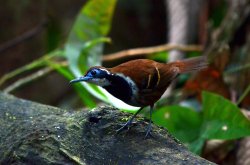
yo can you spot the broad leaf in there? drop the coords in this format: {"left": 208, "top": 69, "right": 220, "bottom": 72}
{"left": 63, "top": 0, "right": 117, "bottom": 107}
{"left": 189, "top": 91, "right": 250, "bottom": 154}
{"left": 152, "top": 105, "right": 202, "bottom": 143}
{"left": 153, "top": 91, "right": 250, "bottom": 154}
{"left": 202, "top": 91, "right": 250, "bottom": 139}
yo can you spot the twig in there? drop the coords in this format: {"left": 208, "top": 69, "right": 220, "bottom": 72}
{"left": 3, "top": 67, "right": 53, "bottom": 93}
{"left": 2, "top": 60, "right": 68, "bottom": 93}
{"left": 0, "top": 21, "right": 47, "bottom": 53}
{"left": 0, "top": 50, "right": 62, "bottom": 87}
{"left": 0, "top": 59, "right": 46, "bottom": 86}
{"left": 102, "top": 44, "right": 203, "bottom": 61}
{"left": 237, "top": 84, "right": 250, "bottom": 105}
{"left": 0, "top": 44, "right": 201, "bottom": 92}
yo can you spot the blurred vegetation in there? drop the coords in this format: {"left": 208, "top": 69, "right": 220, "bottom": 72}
{"left": 1, "top": 0, "right": 250, "bottom": 164}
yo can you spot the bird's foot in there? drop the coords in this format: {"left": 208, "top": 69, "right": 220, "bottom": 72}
{"left": 116, "top": 107, "right": 144, "bottom": 134}
{"left": 144, "top": 122, "right": 153, "bottom": 139}
{"left": 116, "top": 120, "right": 134, "bottom": 134}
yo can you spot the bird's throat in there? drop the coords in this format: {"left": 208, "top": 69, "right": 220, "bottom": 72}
{"left": 103, "top": 74, "right": 138, "bottom": 105}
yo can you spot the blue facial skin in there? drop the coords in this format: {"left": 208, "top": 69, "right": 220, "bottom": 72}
{"left": 86, "top": 68, "right": 108, "bottom": 79}
{"left": 69, "top": 68, "right": 109, "bottom": 83}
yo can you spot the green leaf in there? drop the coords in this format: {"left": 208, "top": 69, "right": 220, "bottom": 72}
{"left": 153, "top": 91, "right": 250, "bottom": 155}
{"left": 152, "top": 105, "right": 202, "bottom": 143}
{"left": 201, "top": 91, "right": 250, "bottom": 139}
{"left": 63, "top": 0, "right": 117, "bottom": 107}
{"left": 63, "top": 0, "right": 138, "bottom": 111}
{"left": 192, "top": 91, "right": 250, "bottom": 154}
{"left": 65, "top": 0, "right": 116, "bottom": 67}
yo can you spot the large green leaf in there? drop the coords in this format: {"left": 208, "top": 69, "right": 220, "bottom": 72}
{"left": 152, "top": 91, "right": 250, "bottom": 154}
{"left": 64, "top": 0, "right": 138, "bottom": 110}
{"left": 190, "top": 91, "right": 250, "bottom": 153}
{"left": 63, "top": 0, "right": 118, "bottom": 107}
{"left": 202, "top": 91, "right": 250, "bottom": 139}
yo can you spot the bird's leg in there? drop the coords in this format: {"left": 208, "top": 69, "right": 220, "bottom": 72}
{"left": 116, "top": 107, "right": 144, "bottom": 133}
{"left": 145, "top": 105, "right": 154, "bottom": 138}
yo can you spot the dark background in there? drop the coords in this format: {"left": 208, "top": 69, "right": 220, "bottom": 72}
{"left": 0, "top": 0, "right": 167, "bottom": 107}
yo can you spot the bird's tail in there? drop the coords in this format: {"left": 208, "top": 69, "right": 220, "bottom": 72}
{"left": 170, "top": 56, "right": 208, "bottom": 73}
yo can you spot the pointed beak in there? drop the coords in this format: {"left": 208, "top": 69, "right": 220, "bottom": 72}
{"left": 69, "top": 76, "right": 91, "bottom": 84}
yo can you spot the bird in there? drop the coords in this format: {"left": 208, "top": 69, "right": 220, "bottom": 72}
{"left": 70, "top": 56, "right": 208, "bottom": 137}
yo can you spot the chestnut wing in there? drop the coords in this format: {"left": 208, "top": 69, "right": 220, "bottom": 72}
{"left": 110, "top": 59, "right": 179, "bottom": 90}
{"left": 110, "top": 59, "right": 158, "bottom": 90}
{"left": 110, "top": 59, "right": 180, "bottom": 106}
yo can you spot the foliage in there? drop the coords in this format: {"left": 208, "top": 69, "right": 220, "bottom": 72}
{"left": 56, "top": 0, "right": 136, "bottom": 110}
{"left": 62, "top": 0, "right": 116, "bottom": 108}
{"left": 152, "top": 91, "right": 250, "bottom": 154}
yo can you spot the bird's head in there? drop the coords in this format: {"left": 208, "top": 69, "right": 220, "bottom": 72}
{"left": 70, "top": 67, "right": 111, "bottom": 87}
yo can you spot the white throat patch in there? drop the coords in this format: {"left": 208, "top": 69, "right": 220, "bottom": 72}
{"left": 89, "top": 78, "right": 111, "bottom": 87}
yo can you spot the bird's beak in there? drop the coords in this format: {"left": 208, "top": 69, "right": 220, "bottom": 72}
{"left": 69, "top": 76, "right": 91, "bottom": 84}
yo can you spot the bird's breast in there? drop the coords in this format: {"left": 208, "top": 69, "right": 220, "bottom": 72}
{"left": 103, "top": 73, "right": 140, "bottom": 106}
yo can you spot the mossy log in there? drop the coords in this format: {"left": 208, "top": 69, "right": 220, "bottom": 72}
{"left": 0, "top": 92, "right": 214, "bottom": 165}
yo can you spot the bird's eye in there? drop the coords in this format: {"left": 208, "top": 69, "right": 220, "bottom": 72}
{"left": 91, "top": 70, "right": 97, "bottom": 76}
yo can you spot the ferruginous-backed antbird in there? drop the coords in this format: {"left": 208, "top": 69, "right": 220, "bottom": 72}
{"left": 70, "top": 56, "right": 208, "bottom": 137}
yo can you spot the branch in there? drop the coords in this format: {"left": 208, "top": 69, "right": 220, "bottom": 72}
{"left": 102, "top": 44, "right": 203, "bottom": 61}
{"left": 3, "top": 61, "right": 68, "bottom": 93}
{"left": 3, "top": 67, "right": 53, "bottom": 93}
{"left": 0, "top": 59, "right": 46, "bottom": 86}
{"left": 0, "top": 50, "right": 62, "bottom": 87}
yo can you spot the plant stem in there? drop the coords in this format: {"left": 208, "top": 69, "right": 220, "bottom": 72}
{"left": 0, "top": 50, "right": 63, "bottom": 87}
{"left": 3, "top": 67, "right": 53, "bottom": 93}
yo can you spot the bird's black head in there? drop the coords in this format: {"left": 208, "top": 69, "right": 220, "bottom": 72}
{"left": 70, "top": 67, "right": 111, "bottom": 87}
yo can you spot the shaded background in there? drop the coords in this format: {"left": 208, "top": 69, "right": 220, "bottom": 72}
{"left": 0, "top": 0, "right": 167, "bottom": 107}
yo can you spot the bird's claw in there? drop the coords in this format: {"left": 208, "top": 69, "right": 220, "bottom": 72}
{"left": 116, "top": 120, "right": 134, "bottom": 134}
{"left": 144, "top": 122, "right": 153, "bottom": 139}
